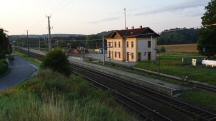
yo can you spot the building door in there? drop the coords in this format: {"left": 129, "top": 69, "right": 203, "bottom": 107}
{"left": 148, "top": 52, "right": 151, "bottom": 61}
{"left": 127, "top": 52, "right": 130, "bottom": 61}
{"left": 138, "top": 52, "right": 141, "bottom": 61}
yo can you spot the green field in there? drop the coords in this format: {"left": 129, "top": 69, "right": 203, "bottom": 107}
{"left": 136, "top": 53, "right": 216, "bottom": 85}
{"left": 0, "top": 70, "right": 137, "bottom": 121}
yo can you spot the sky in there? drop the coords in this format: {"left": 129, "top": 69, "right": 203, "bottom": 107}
{"left": 0, "top": 0, "right": 211, "bottom": 35}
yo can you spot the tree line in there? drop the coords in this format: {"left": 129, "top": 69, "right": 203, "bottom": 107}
{"left": 158, "top": 28, "right": 199, "bottom": 45}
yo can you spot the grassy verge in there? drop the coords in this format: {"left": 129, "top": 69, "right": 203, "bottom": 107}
{"left": 136, "top": 53, "right": 216, "bottom": 85}
{"left": 0, "top": 69, "right": 138, "bottom": 121}
{"left": 179, "top": 90, "right": 216, "bottom": 111}
{"left": 15, "top": 51, "right": 41, "bottom": 67}
{"left": 0, "top": 59, "right": 8, "bottom": 76}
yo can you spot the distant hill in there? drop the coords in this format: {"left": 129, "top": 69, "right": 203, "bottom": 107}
{"left": 10, "top": 34, "right": 85, "bottom": 40}
{"left": 158, "top": 28, "right": 199, "bottom": 45}
{"left": 9, "top": 28, "right": 200, "bottom": 49}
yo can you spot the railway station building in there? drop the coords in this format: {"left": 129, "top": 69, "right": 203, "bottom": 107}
{"left": 106, "top": 26, "right": 159, "bottom": 62}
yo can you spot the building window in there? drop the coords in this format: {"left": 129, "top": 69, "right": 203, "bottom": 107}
{"left": 114, "top": 42, "right": 117, "bottom": 47}
{"left": 148, "top": 41, "right": 151, "bottom": 48}
{"left": 127, "top": 41, "right": 129, "bottom": 48}
{"left": 109, "top": 42, "right": 112, "bottom": 48}
{"left": 108, "top": 51, "right": 111, "bottom": 58}
{"left": 115, "top": 52, "right": 117, "bottom": 58}
{"left": 119, "top": 52, "right": 121, "bottom": 58}
{"left": 131, "top": 42, "right": 134, "bottom": 48}
{"left": 118, "top": 42, "right": 121, "bottom": 48}
{"left": 131, "top": 53, "right": 134, "bottom": 60}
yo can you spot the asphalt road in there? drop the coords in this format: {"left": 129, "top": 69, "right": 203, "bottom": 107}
{"left": 0, "top": 56, "right": 37, "bottom": 90}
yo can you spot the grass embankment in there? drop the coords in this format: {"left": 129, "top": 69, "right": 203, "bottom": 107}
{"left": 0, "top": 70, "right": 137, "bottom": 121}
{"left": 15, "top": 51, "right": 41, "bottom": 67}
{"left": 0, "top": 59, "right": 8, "bottom": 76}
{"left": 180, "top": 90, "right": 216, "bottom": 111}
{"left": 136, "top": 54, "right": 216, "bottom": 85}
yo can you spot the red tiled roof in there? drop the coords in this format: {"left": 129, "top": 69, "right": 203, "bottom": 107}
{"left": 107, "top": 27, "right": 159, "bottom": 39}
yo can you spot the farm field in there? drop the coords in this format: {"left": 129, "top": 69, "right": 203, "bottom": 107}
{"left": 159, "top": 44, "right": 198, "bottom": 54}
{"left": 136, "top": 44, "right": 216, "bottom": 85}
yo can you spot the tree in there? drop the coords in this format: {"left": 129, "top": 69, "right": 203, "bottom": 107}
{"left": 0, "top": 29, "right": 11, "bottom": 59}
{"left": 198, "top": 0, "right": 216, "bottom": 57}
{"left": 159, "top": 28, "right": 199, "bottom": 45}
{"left": 42, "top": 49, "right": 71, "bottom": 76}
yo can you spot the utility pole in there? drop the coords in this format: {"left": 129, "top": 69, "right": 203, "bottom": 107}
{"left": 102, "top": 36, "right": 105, "bottom": 65}
{"left": 124, "top": 8, "right": 127, "bottom": 30}
{"left": 39, "top": 38, "right": 41, "bottom": 51}
{"left": 83, "top": 35, "right": 88, "bottom": 60}
{"left": 27, "top": 30, "right": 30, "bottom": 56}
{"left": 57, "top": 40, "right": 58, "bottom": 48}
{"left": 47, "top": 16, "right": 52, "bottom": 51}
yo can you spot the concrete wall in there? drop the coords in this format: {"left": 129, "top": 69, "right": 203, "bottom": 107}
{"left": 107, "top": 38, "right": 124, "bottom": 61}
{"left": 137, "top": 37, "right": 157, "bottom": 61}
{"left": 126, "top": 38, "right": 137, "bottom": 62}
{"left": 107, "top": 36, "right": 157, "bottom": 62}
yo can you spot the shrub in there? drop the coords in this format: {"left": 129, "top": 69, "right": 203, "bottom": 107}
{"left": 42, "top": 49, "right": 71, "bottom": 76}
{"left": 160, "top": 46, "right": 166, "bottom": 53}
{"left": 0, "top": 59, "right": 8, "bottom": 75}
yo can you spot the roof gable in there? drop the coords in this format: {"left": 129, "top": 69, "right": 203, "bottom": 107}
{"left": 106, "top": 27, "right": 159, "bottom": 39}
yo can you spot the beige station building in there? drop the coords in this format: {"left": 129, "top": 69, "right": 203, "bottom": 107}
{"left": 106, "top": 26, "right": 159, "bottom": 62}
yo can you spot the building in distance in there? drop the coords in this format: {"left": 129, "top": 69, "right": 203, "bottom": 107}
{"left": 106, "top": 26, "right": 159, "bottom": 62}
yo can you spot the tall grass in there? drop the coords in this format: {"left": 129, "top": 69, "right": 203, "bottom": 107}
{"left": 0, "top": 70, "right": 137, "bottom": 121}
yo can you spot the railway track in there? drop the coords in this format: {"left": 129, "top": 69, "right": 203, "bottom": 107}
{"left": 71, "top": 63, "right": 216, "bottom": 121}
{"left": 16, "top": 47, "right": 216, "bottom": 93}
{"left": 16, "top": 47, "right": 216, "bottom": 121}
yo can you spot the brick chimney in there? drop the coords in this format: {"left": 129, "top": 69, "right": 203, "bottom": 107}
{"left": 131, "top": 26, "right": 134, "bottom": 29}
{"left": 140, "top": 25, "right": 143, "bottom": 29}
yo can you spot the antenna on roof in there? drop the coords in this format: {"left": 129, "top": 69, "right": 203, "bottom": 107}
{"left": 124, "top": 8, "right": 127, "bottom": 30}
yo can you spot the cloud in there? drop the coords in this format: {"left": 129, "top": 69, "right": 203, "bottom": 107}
{"left": 89, "top": 16, "right": 120, "bottom": 24}
{"left": 134, "top": 0, "right": 209, "bottom": 16}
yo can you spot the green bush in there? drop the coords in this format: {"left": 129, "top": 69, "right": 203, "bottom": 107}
{"left": 42, "top": 49, "right": 71, "bottom": 76}
{"left": 160, "top": 46, "right": 166, "bottom": 53}
{"left": 0, "top": 59, "right": 8, "bottom": 75}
